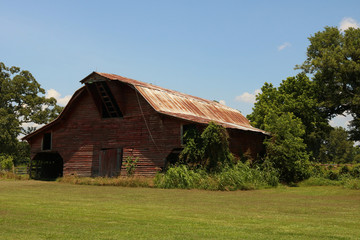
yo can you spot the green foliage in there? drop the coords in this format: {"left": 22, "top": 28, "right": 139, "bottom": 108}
{"left": 179, "top": 126, "right": 204, "bottom": 166}
{"left": 351, "top": 164, "right": 360, "bottom": 178}
{"left": 297, "top": 27, "right": 360, "bottom": 140}
{"left": 180, "top": 122, "right": 233, "bottom": 172}
{"left": 326, "top": 169, "right": 339, "bottom": 180}
{"left": 319, "top": 127, "right": 357, "bottom": 163}
{"left": 154, "top": 163, "right": 279, "bottom": 191}
{"left": 263, "top": 112, "right": 311, "bottom": 183}
{"left": 303, "top": 164, "right": 360, "bottom": 188}
{"left": 0, "top": 154, "right": 14, "bottom": 171}
{"left": 343, "top": 178, "right": 360, "bottom": 190}
{"left": 201, "top": 122, "right": 233, "bottom": 172}
{"left": 247, "top": 73, "right": 331, "bottom": 159}
{"left": 124, "top": 156, "right": 139, "bottom": 176}
{"left": 300, "top": 177, "right": 342, "bottom": 187}
{"left": 0, "top": 62, "right": 63, "bottom": 164}
{"left": 154, "top": 165, "right": 203, "bottom": 189}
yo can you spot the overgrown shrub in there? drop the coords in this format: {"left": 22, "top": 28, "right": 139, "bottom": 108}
{"left": 180, "top": 122, "right": 234, "bottom": 172}
{"left": 154, "top": 163, "right": 279, "bottom": 191}
{"left": 180, "top": 126, "right": 204, "bottom": 167}
{"left": 201, "top": 122, "right": 233, "bottom": 172}
{"left": 339, "top": 165, "right": 350, "bottom": 175}
{"left": 300, "top": 177, "right": 342, "bottom": 186}
{"left": 343, "top": 178, "right": 360, "bottom": 190}
{"left": 351, "top": 164, "right": 360, "bottom": 178}
{"left": 0, "top": 154, "right": 14, "bottom": 171}
{"left": 154, "top": 165, "right": 202, "bottom": 189}
{"left": 326, "top": 169, "right": 339, "bottom": 180}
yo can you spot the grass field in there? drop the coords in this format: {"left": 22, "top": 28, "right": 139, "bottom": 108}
{"left": 1, "top": 180, "right": 360, "bottom": 239}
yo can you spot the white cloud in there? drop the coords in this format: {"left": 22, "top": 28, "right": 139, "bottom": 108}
{"left": 46, "top": 89, "right": 71, "bottom": 106}
{"left": 339, "top": 17, "right": 360, "bottom": 31}
{"left": 235, "top": 89, "right": 261, "bottom": 104}
{"left": 219, "top": 100, "right": 226, "bottom": 105}
{"left": 278, "top": 42, "right": 291, "bottom": 51}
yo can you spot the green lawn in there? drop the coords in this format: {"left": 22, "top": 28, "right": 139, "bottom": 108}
{"left": 0, "top": 180, "right": 359, "bottom": 239}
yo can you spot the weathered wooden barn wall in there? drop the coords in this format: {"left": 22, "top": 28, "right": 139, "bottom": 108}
{"left": 228, "top": 129, "right": 266, "bottom": 160}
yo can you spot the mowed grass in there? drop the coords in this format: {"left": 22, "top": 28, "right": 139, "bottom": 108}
{"left": 1, "top": 181, "right": 360, "bottom": 240}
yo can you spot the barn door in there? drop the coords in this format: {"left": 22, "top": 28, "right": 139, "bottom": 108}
{"left": 99, "top": 148, "right": 122, "bottom": 177}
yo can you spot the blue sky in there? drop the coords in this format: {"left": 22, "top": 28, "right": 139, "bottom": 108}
{"left": 1, "top": 0, "right": 359, "bottom": 127}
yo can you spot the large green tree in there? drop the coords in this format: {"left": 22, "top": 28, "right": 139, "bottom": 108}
{"left": 247, "top": 73, "right": 331, "bottom": 159}
{"left": 0, "top": 62, "right": 63, "bottom": 165}
{"left": 297, "top": 26, "right": 360, "bottom": 140}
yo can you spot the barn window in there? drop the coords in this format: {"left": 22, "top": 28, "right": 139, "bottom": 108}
{"left": 95, "top": 82, "right": 123, "bottom": 118}
{"left": 42, "top": 133, "right": 52, "bottom": 150}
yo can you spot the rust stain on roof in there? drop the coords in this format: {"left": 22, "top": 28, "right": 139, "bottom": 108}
{"left": 88, "top": 72, "right": 266, "bottom": 134}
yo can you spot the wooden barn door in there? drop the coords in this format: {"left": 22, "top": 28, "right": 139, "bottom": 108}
{"left": 99, "top": 148, "right": 122, "bottom": 177}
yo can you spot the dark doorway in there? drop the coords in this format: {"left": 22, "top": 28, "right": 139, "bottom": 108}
{"left": 99, "top": 148, "right": 122, "bottom": 177}
{"left": 164, "top": 148, "right": 183, "bottom": 171}
{"left": 30, "top": 152, "right": 63, "bottom": 180}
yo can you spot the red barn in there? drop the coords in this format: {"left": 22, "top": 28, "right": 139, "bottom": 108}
{"left": 23, "top": 72, "right": 267, "bottom": 178}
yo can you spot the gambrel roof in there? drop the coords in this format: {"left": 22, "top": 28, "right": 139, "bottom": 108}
{"left": 23, "top": 72, "right": 266, "bottom": 140}
{"left": 82, "top": 72, "right": 266, "bottom": 134}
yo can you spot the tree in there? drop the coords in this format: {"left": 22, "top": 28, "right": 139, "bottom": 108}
{"left": 247, "top": 73, "right": 331, "bottom": 159}
{"left": 263, "top": 112, "right": 311, "bottom": 183}
{"left": 0, "top": 62, "right": 63, "bottom": 165}
{"left": 318, "top": 127, "right": 356, "bottom": 163}
{"left": 297, "top": 26, "right": 360, "bottom": 140}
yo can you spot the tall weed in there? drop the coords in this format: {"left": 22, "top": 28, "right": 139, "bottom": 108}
{"left": 154, "top": 163, "right": 279, "bottom": 191}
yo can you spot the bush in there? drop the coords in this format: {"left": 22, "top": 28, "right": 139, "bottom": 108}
{"left": 343, "top": 178, "right": 360, "bottom": 190}
{"left": 0, "top": 154, "right": 14, "bottom": 171}
{"left": 310, "top": 164, "right": 326, "bottom": 177}
{"left": 300, "top": 177, "right": 342, "bottom": 186}
{"left": 326, "top": 169, "right": 339, "bottom": 180}
{"left": 154, "top": 165, "right": 202, "bottom": 189}
{"left": 339, "top": 165, "right": 350, "bottom": 175}
{"left": 154, "top": 163, "right": 279, "bottom": 191}
{"left": 351, "top": 164, "right": 360, "bottom": 178}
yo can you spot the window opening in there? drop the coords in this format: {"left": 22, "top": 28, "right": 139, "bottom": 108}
{"left": 42, "top": 132, "right": 52, "bottom": 150}
{"left": 95, "top": 82, "right": 123, "bottom": 118}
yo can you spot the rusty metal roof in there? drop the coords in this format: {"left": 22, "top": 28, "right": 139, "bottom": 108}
{"left": 86, "top": 72, "right": 266, "bottom": 134}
